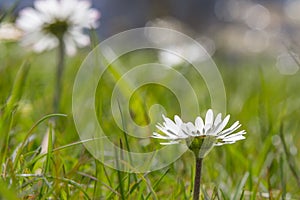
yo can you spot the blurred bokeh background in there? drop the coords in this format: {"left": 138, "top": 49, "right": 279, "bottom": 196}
{"left": 1, "top": 0, "right": 300, "bottom": 76}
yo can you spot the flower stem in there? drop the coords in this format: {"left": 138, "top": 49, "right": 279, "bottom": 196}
{"left": 53, "top": 37, "right": 65, "bottom": 114}
{"left": 193, "top": 157, "right": 203, "bottom": 200}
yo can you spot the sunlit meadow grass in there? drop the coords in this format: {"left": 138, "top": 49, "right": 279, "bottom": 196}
{"left": 1, "top": 40, "right": 300, "bottom": 200}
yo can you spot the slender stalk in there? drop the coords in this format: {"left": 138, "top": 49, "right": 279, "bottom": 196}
{"left": 53, "top": 37, "right": 65, "bottom": 114}
{"left": 193, "top": 157, "right": 203, "bottom": 200}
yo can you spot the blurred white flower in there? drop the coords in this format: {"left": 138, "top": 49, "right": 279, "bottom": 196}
{"left": 0, "top": 23, "right": 23, "bottom": 41}
{"left": 16, "top": 0, "right": 100, "bottom": 55}
{"left": 158, "top": 43, "right": 211, "bottom": 67}
{"left": 153, "top": 109, "right": 246, "bottom": 157}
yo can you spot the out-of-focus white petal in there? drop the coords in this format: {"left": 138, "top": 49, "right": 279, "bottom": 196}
{"left": 21, "top": 31, "right": 44, "bottom": 46}
{"left": 0, "top": 23, "right": 23, "bottom": 41}
{"left": 87, "top": 9, "right": 101, "bottom": 28}
{"left": 70, "top": 30, "right": 90, "bottom": 47}
{"left": 32, "top": 34, "right": 56, "bottom": 52}
{"left": 60, "top": 0, "right": 76, "bottom": 17}
{"left": 35, "top": 0, "right": 57, "bottom": 17}
{"left": 16, "top": 8, "right": 43, "bottom": 31}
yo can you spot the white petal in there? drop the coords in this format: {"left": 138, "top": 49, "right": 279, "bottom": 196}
{"left": 205, "top": 109, "right": 214, "bottom": 126}
{"left": 60, "top": 0, "right": 76, "bottom": 18}
{"left": 156, "top": 125, "right": 179, "bottom": 138}
{"left": 219, "top": 130, "right": 246, "bottom": 140}
{"left": 70, "top": 1, "right": 89, "bottom": 24}
{"left": 214, "top": 114, "right": 230, "bottom": 134}
{"left": 87, "top": 9, "right": 101, "bottom": 28}
{"left": 32, "top": 34, "right": 57, "bottom": 52}
{"left": 222, "top": 135, "right": 245, "bottom": 142}
{"left": 35, "top": 0, "right": 60, "bottom": 21}
{"left": 174, "top": 115, "right": 183, "bottom": 126}
{"left": 16, "top": 8, "right": 43, "bottom": 31}
{"left": 71, "top": 31, "right": 90, "bottom": 47}
{"left": 186, "top": 122, "right": 197, "bottom": 135}
{"left": 218, "top": 121, "right": 241, "bottom": 137}
{"left": 172, "top": 123, "right": 190, "bottom": 137}
{"left": 162, "top": 115, "right": 174, "bottom": 126}
{"left": 160, "top": 141, "right": 180, "bottom": 145}
{"left": 214, "top": 113, "right": 222, "bottom": 126}
{"left": 214, "top": 141, "right": 235, "bottom": 146}
{"left": 152, "top": 132, "right": 174, "bottom": 140}
{"left": 162, "top": 115, "right": 180, "bottom": 134}
{"left": 195, "top": 116, "right": 204, "bottom": 134}
{"left": 21, "top": 31, "right": 43, "bottom": 46}
{"left": 35, "top": 0, "right": 54, "bottom": 15}
{"left": 204, "top": 123, "right": 212, "bottom": 134}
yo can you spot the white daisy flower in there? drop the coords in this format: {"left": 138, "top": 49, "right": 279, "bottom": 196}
{"left": 0, "top": 23, "right": 23, "bottom": 41}
{"left": 16, "top": 0, "right": 100, "bottom": 56}
{"left": 153, "top": 109, "right": 246, "bottom": 158}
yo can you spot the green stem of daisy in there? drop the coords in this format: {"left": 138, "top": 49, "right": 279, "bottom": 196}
{"left": 53, "top": 37, "right": 65, "bottom": 114}
{"left": 193, "top": 157, "right": 203, "bottom": 200}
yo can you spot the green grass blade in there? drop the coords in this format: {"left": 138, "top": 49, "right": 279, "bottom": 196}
{"left": 0, "top": 62, "right": 30, "bottom": 165}
{"left": 115, "top": 142, "right": 125, "bottom": 200}
{"left": 233, "top": 172, "right": 249, "bottom": 200}
{"left": 145, "top": 168, "right": 170, "bottom": 200}
{"left": 13, "top": 113, "right": 67, "bottom": 171}
{"left": 39, "top": 122, "right": 54, "bottom": 199}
